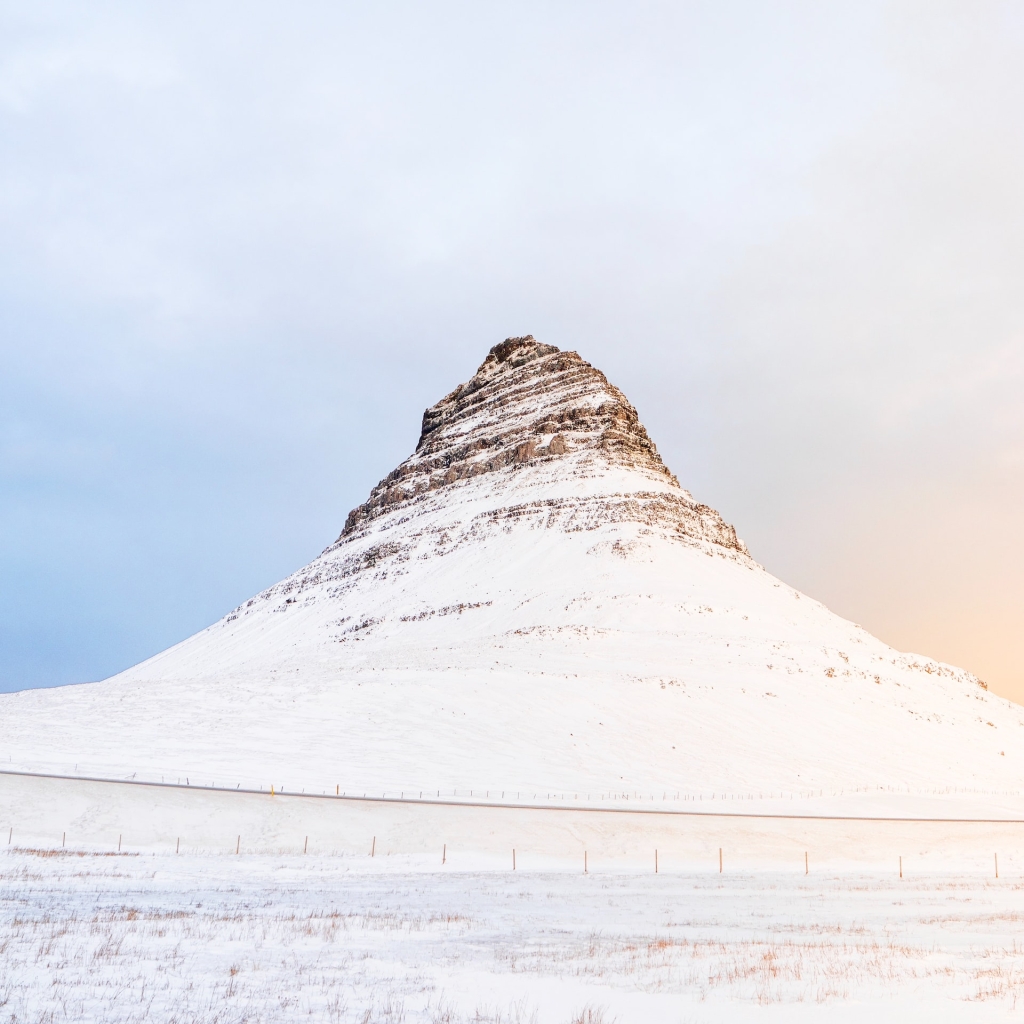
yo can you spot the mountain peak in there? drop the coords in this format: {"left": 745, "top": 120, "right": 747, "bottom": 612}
{"left": 339, "top": 337, "right": 725, "bottom": 544}
{"left": 478, "top": 334, "right": 560, "bottom": 371}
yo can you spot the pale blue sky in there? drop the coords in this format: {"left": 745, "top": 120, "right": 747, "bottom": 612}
{"left": 2, "top": 2, "right": 1023, "bottom": 698}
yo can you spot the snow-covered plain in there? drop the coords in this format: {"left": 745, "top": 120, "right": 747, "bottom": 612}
{"left": 3, "top": 848, "right": 1024, "bottom": 1023}
{"left": 4, "top": 771, "right": 1024, "bottom": 874}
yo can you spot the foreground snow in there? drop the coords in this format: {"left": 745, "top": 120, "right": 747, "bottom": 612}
{"left": 2, "top": 849, "right": 1023, "bottom": 1022}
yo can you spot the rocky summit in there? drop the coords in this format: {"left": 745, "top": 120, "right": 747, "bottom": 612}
{"left": 340, "top": 335, "right": 744, "bottom": 551}
{"left": 2, "top": 336, "right": 1022, "bottom": 812}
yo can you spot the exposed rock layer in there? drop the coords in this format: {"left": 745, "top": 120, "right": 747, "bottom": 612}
{"left": 339, "top": 336, "right": 745, "bottom": 554}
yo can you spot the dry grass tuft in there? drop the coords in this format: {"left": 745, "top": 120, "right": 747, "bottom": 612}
{"left": 567, "top": 1006, "right": 614, "bottom": 1024}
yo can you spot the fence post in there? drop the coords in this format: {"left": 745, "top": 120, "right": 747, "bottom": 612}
{"left": 513, "top": 849, "right": 516, "bottom": 870}
{"left": 371, "top": 836, "right": 375, "bottom": 857}
{"left": 719, "top": 847, "right": 722, "bottom": 873}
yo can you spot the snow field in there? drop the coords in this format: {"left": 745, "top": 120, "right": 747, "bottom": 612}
{"left": 3, "top": 847, "right": 1024, "bottom": 1023}
{"left": 3, "top": 773, "right": 1024, "bottom": 877}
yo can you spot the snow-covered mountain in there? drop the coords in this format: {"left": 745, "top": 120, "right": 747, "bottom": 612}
{"left": 3, "top": 336, "right": 1022, "bottom": 805}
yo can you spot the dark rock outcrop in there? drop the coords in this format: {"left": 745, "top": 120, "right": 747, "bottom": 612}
{"left": 335, "top": 336, "right": 747, "bottom": 558}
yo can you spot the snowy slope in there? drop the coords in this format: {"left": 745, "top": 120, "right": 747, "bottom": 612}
{"left": 3, "top": 336, "right": 1022, "bottom": 808}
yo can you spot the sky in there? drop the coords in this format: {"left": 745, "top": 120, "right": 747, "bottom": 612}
{"left": 1, "top": 2, "right": 1022, "bottom": 702}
